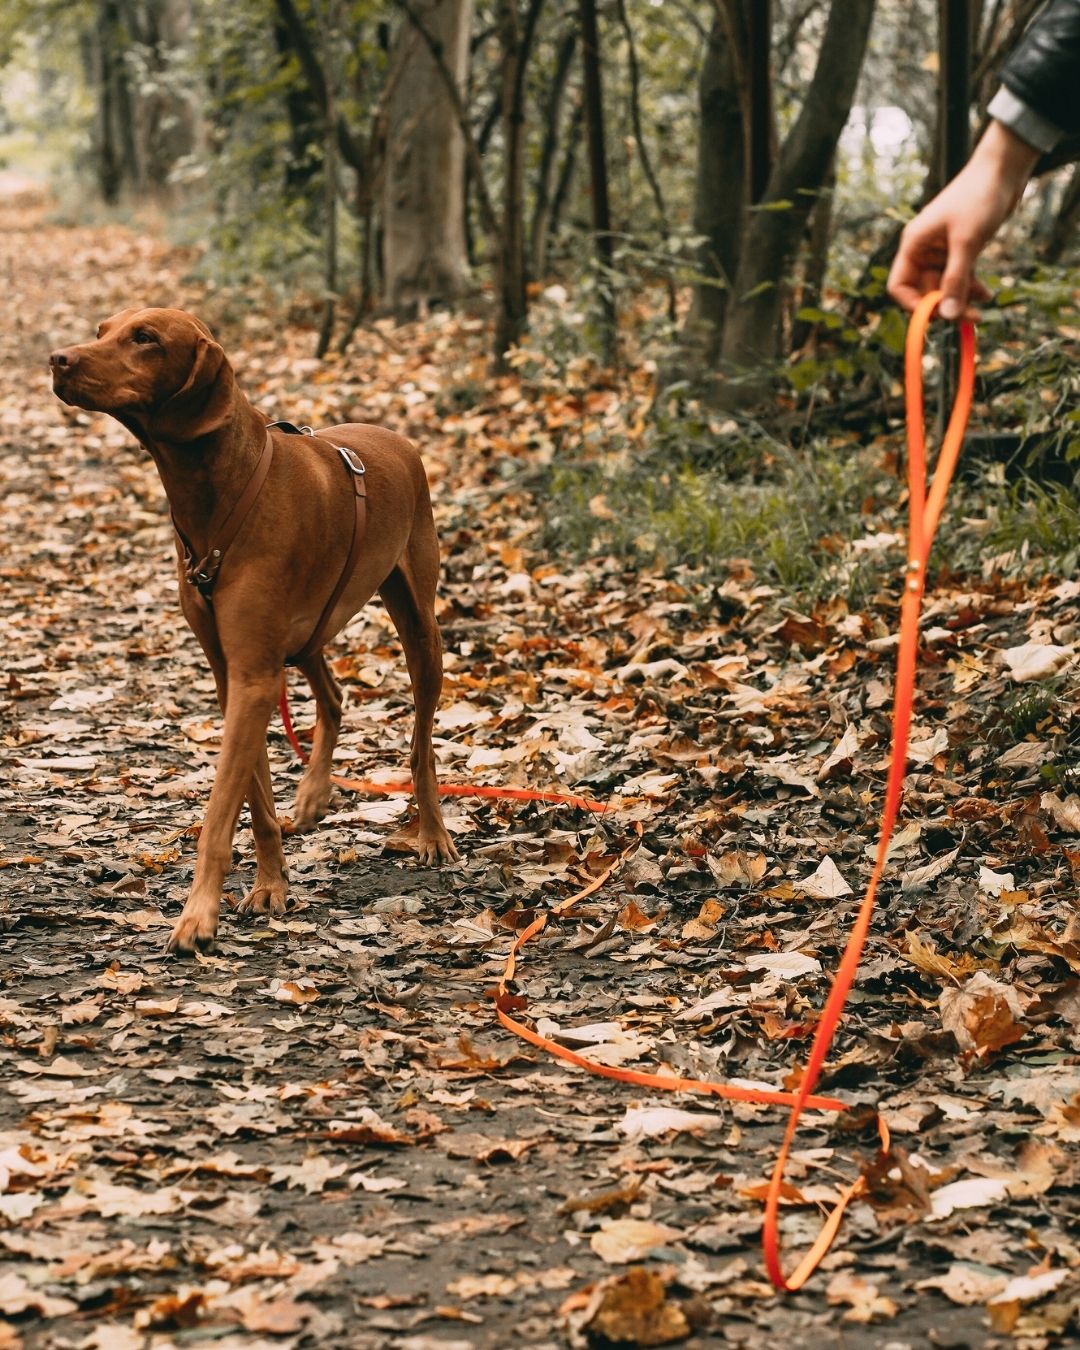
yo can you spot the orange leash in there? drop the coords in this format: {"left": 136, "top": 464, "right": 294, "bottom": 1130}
{"left": 277, "top": 683, "right": 606, "bottom": 812}
{"left": 493, "top": 827, "right": 848, "bottom": 1113}
{"left": 492, "top": 291, "right": 974, "bottom": 1289}
{"left": 761, "top": 291, "right": 975, "bottom": 1289}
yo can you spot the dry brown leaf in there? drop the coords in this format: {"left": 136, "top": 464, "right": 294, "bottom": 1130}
{"left": 590, "top": 1219, "right": 682, "bottom": 1264}
{"left": 940, "top": 972, "right": 1032, "bottom": 1057}
{"left": 904, "top": 932, "right": 978, "bottom": 984}
{"left": 825, "top": 1270, "right": 898, "bottom": 1323}
{"left": 581, "top": 1268, "right": 692, "bottom": 1346}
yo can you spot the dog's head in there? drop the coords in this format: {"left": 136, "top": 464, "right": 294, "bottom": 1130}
{"left": 50, "top": 308, "right": 236, "bottom": 443}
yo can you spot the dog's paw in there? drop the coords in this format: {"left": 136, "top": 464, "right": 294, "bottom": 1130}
{"left": 292, "top": 771, "right": 334, "bottom": 833}
{"left": 237, "top": 875, "right": 289, "bottom": 918}
{"left": 166, "top": 902, "right": 219, "bottom": 955}
{"left": 418, "top": 827, "right": 459, "bottom": 866}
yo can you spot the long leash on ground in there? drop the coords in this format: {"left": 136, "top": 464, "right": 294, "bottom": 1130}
{"left": 278, "top": 290, "right": 974, "bottom": 1288}
{"left": 276, "top": 691, "right": 605, "bottom": 812}
{"left": 494, "top": 289, "right": 975, "bottom": 1289}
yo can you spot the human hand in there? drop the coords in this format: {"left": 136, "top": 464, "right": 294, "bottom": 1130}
{"left": 887, "top": 120, "right": 1040, "bottom": 320}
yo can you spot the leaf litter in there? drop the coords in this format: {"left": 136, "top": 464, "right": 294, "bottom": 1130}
{"left": 0, "top": 202, "right": 1079, "bottom": 1346}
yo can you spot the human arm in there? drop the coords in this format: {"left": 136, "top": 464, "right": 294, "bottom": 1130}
{"left": 888, "top": 0, "right": 1080, "bottom": 317}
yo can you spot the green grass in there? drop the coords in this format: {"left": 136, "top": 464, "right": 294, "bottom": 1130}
{"left": 985, "top": 481, "right": 1080, "bottom": 576}
{"left": 544, "top": 436, "right": 886, "bottom": 598}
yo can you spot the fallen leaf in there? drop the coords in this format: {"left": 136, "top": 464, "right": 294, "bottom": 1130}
{"left": 930, "top": 1176, "right": 1010, "bottom": 1219}
{"left": 581, "top": 1267, "right": 691, "bottom": 1346}
{"left": 825, "top": 1270, "right": 898, "bottom": 1323}
{"left": 590, "top": 1219, "right": 682, "bottom": 1264}
{"left": 940, "top": 972, "right": 1032, "bottom": 1056}
{"left": 1002, "top": 641, "right": 1073, "bottom": 683}
{"left": 798, "top": 855, "right": 852, "bottom": 900}
{"left": 744, "top": 951, "right": 821, "bottom": 979}
{"left": 616, "top": 1105, "right": 727, "bottom": 1142}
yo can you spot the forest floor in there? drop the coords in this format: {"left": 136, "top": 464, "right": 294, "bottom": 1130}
{"left": 1, "top": 196, "right": 1078, "bottom": 1350}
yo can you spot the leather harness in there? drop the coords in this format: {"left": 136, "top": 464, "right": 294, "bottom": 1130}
{"left": 173, "top": 420, "right": 367, "bottom": 668}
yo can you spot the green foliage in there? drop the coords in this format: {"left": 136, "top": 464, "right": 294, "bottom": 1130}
{"left": 984, "top": 481, "right": 1080, "bottom": 577}
{"left": 1003, "top": 685, "right": 1057, "bottom": 742}
{"left": 544, "top": 422, "right": 882, "bottom": 598}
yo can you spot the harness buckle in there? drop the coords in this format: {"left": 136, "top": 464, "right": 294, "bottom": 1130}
{"left": 265, "top": 419, "right": 314, "bottom": 436}
{"left": 338, "top": 446, "right": 366, "bottom": 476}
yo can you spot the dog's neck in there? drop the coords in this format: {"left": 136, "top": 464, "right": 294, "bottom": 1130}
{"left": 127, "top": 396, "right": 269, "bottom": 556}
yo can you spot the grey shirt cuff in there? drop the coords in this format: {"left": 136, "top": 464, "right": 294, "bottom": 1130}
{"left": 988, "top": 85, "right": 1063, "bottom": 153}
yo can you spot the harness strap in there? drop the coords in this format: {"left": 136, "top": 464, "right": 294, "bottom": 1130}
{"left": 285, "top": 445, "right": 367, "bottom": 668}
{"left": 174, "top": 431, "right": 274, "bottom": 599}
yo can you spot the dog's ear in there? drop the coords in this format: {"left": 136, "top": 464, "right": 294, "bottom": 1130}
{"left": 151, "top": 335, "right": 236, "bottom": 443}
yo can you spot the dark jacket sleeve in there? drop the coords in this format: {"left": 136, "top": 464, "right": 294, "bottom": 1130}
{"left": 999, "top": 0, "right": 1080, "bottom": 136}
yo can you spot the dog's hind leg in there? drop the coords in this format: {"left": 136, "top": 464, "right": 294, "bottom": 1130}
{"left": 378, "top": 530, "right": 458, "bottom": 865}
{"left": 290, "top": 653, "right": 343, "bottom": 832}
{"left": 235, "top": 744, "right": 290, "bottom": 919}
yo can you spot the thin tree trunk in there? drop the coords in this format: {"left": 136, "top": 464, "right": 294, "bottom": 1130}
{"left": 548, "top": 96, "right": 584, "bottom": 246}
{"left": 746, "top": 0, "right": 773, "bottom": 203}
{"left": 316, "top": 2, "right": 339, "bottom": 359}
{"left": 529, "top": 25, "right": 577, "bottom": 280}
{"left": 126, "top": 0, "right": 196, "bottom": 194}
{"left": 790, "top": 158, "right": 835, "bottom": 350}
{"left": 492, "top": 0, "right": 544, "bottom": 369}
{"left": 274, "top": 14, "right": 322, "bottom": 198}
{"left": 94, "top": 2, "right": 122, "bottom": 203}
{"left": 274, "top": 0, "right": 366, "bottom": 171}
{"left": 614, "top": 0, "right": 674, "bottom": 321}
{"left": 675, "top": 10, "right": 746, "bottom": 371}
{"left": 383, "top": 0, "right": 474, "bottom": 318}
{"left": 579, "top": 0, "right": 615, "bottom": 365}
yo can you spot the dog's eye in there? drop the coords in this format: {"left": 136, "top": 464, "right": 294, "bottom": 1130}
{"left": 132, "top": 330, "right": 159, "bottom": 346}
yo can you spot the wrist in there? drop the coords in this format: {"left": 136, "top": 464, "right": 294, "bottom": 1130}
{"left": 973, "top": 119, "right": 1040, "bottom": 195}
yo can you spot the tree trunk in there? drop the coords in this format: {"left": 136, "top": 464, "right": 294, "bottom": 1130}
{"left": 529, "top": 25, "right": 577, "bottom": 280}
{"left": 677, "top": 10, "right": 747, "bottom": 370}
{"left": 614, "top": 0, "right": 674, "bottom": 320}
{"left": 93, "top": 0, "right": 140, "bottom": 201}
{"left": 316, "top": 1, "right": 340, "bottom": 359}
{"left": 139, "top": 0, "right": 197, "bottom": 191}
{"left": 492, "top": 0, "right": 529, "bottom": 365}
{"left": 548, "top": 96, "right": 583, "bottom": 247}
{"left": 579, "top": 0, "right": 615, "bottom": 365}
{"left": 717, "top": 0, "right": 875, "bottom": 398}
{"left": 790, "top": 157, "right": 835, "bottom": 350}
{"left": 274, "top": 15, "right": 323, "bottom": 198}
{"left": 383, "top": 0, "right": 473, "bottom": 319}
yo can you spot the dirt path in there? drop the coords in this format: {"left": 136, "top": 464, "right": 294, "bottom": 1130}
{"left": 1, "top": 204, "right": 1078, "bottom": 1349}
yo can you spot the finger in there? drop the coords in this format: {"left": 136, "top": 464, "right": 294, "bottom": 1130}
{"left": 937, "top": 235, "right": 978, "bottom": 321}
{"left": 887, "top": 257, "right": 936, "bottom": 313}
{"left": 887, "top": 229, "right": 945, "bottom": 313}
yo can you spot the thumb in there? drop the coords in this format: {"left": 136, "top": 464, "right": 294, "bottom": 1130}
{"left": 937, "top": 235, "right": 978, "bottom": 320}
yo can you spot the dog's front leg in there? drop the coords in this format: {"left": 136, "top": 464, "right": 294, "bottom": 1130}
{"left": 167, "top": 671, "right": 281, "bottom": 954}
{"left": 182, "top": 596, "right": 289, "bottom": 927}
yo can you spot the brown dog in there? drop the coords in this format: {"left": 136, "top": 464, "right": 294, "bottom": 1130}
{"left": 50, "top": 307, "right": 457, "bottom": 954}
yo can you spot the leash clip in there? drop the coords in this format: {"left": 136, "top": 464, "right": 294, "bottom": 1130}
{"left": 338, "top": 446, "right": 366, "bottom": 476}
